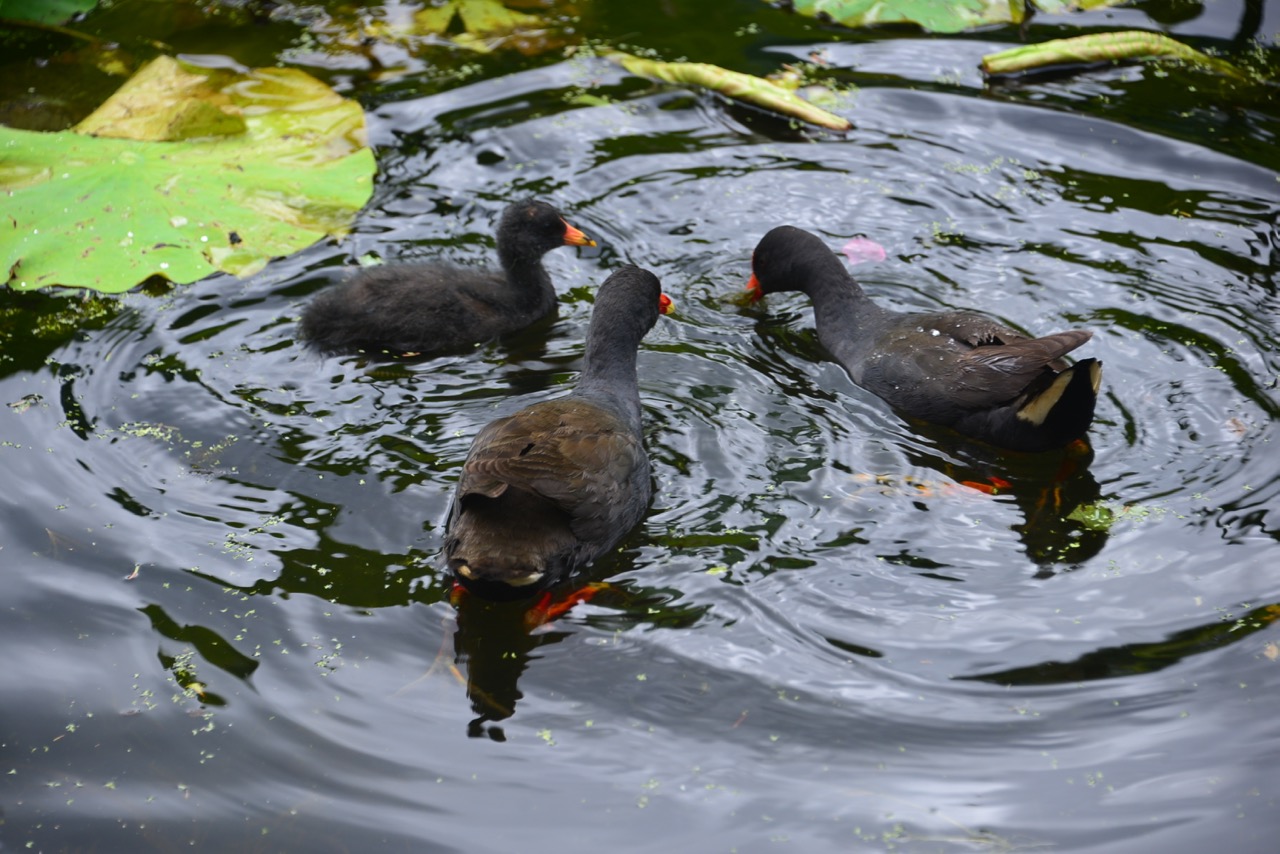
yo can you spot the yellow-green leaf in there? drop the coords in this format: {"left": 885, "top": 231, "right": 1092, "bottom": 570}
{"left": 413, "top": 4, "right": 459, "bottom": 35}
{"left": 981, "top": 31, "right": 1248, "bottom": 79}
{"left": 408, "top": 0, "right": 551, "bottom": 54}
{"left": 457, "top": 0, "right": 541, "bottom": 34}
{"left": 604, "top": 51, "right": 851, "bottom": 132}
{"left": 74, "top": 56, "right": 246, "bottom": 141}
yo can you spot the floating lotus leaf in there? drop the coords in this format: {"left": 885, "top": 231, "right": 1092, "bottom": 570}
{"left": 0, "top": 0, "right": 98, "bottom": 25}
{"left": 0, "top": 56, "right": 375, "bottom": 292}
{"left": 776, "top": 0, "right": 1126, "bottom": 34}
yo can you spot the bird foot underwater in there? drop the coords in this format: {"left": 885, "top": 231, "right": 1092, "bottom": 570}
{"left": 447, "top": 581, "right": 608, "bottom": 630}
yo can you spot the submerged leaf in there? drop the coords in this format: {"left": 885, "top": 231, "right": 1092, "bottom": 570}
{"left": 458, "top": 0, "right": 542, "bottom": 34}
{"left": 412, "top": 0, "right": 541, "bottom": 36}
{"left": 412, "top": 3, "right": 460, "bottom": 35}
{"left": 981, "top": 31, "right": 1248, "bottom": 79}
{"left": 1066, "top": 502, "right": 1118, "bottom": 532}
{"left": 1066, "top": 500, "right": 1160, "bottom": 532}
{"left": 404, "top": 0, "right": 559, "bottom": 55}
{"left": 604, "top": 50, "right": 851, "bottom": 131}
{"left": 1, "top": 57, "right": 375, "bottom": 292}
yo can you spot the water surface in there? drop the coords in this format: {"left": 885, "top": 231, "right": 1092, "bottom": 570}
{"left": 3, "top": 2, "right": 1279, "bottom": 851}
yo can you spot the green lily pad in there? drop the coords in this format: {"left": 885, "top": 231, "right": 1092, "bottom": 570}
{"left": 73, "top": 55, "right": 247, "bottom": 141}
{"left": 0, "top": 56, "right": 375, "bottom": 293}
{"left": 777, "top": 0, "right": 1126, "bottom": 34}
{"left": 0, "top": 0, "right": 98, "bottom": 25}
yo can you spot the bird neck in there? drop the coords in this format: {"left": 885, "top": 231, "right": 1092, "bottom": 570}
{"left": 803, "top": 269, "right": 887, "bottom": 357}
{"left": 576, "top": 328, "right": 643, "bottom": 428}
{"left": 498, "top": 244, "right": 556, "bottom": 308}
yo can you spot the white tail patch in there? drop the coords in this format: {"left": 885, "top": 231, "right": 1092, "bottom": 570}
{"left": 1089, "top": 361, "right": 1103, "bottom": 394}
{"left": 454, "top": 562, "right": 543, "bottom": 586}
{"left": 1016, "top": 371, "right": 1074, "bottom": 426}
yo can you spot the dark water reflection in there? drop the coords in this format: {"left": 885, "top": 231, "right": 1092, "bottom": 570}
{"left": 4, "top": 8, "right": 1280, "bottom": 853}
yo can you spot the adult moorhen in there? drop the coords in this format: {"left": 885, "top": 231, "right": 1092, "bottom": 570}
{"left": 299, "top": 199, "right": 595, "bottom": 356}
{"left": 444, "top": 266, "right": 674, "bottom": 598}
{"left": 747, "top": 225, "right": 1102, "bottom": 452}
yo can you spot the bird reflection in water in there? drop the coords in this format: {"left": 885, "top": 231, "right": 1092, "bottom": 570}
{"left": 416, "top": 582, "right": 607, "bottom": 741}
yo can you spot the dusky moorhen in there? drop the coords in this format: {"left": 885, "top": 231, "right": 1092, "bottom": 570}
{"left": 444, "top": 265, "right": 674, "bottom": 598}
{"left": 299, "top": 199, "right": 594, "bottom": 356}
{"left": 747, "top": 225, "right": 1101, "bottom": 452}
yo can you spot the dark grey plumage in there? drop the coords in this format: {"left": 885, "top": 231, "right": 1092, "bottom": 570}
{"left": 444, "top": 266, "right": 671, "bottom": 598}
{"left": 748, "top": 225, "right": 1101, "bottom": 452}
{"left": 299, "top": 200, "right": 594, "bottom": 356}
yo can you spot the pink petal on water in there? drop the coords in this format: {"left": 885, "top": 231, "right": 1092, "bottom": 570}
{"left": 841, "top": 236, "right": 887, "bottom": 266}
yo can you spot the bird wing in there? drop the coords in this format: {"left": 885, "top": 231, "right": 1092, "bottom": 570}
{"left": 863, "top": 311, "right": 1093, "bottom": 414}
{"left": 457, "top": 399, "right": 648, "bottom": 542}
{"left": 956, "top": 329, "right": 1093, "bottom": 400}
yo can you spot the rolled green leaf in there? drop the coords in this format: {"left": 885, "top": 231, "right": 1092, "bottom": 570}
{"left": 981, "top": 31, "right": 1246, "bottom": 79}
{"left": 604, "top": 50, "right": 851, "bottom": 132}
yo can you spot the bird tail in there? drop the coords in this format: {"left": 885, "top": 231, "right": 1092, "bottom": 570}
{"left": 1011, "top": 358, "right": 1103, "bottom": 449}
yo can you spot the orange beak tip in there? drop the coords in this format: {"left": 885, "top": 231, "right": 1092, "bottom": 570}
{"left": 659, "top": 293, "right": 675, "bottom": 315}
{"left": 561, "top": 221, "right": 594, "bottom": 247}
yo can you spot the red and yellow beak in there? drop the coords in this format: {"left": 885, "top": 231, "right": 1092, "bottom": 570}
{"left": 561, "top": 219, "right": 596, "bottom": 247}
{"left": 745, "top": 272, "right": 764, "bottom": 302}
{"left": 659, "top": 293, "right": 675, "bottom": 315}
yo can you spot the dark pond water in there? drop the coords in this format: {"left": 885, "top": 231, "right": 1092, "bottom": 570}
{"left": 4, "top": 1, "right": 1280, "bottom": 851}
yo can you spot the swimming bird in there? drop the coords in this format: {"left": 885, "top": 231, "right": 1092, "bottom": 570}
{"left": 444, "top": 266, "right": 673, "bottom": 598}
{"left": 747, "top": 225, "right": 1101, "bottom": 452}
{"left": 299, "top": 199, "right": 594, "bottom": 356}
